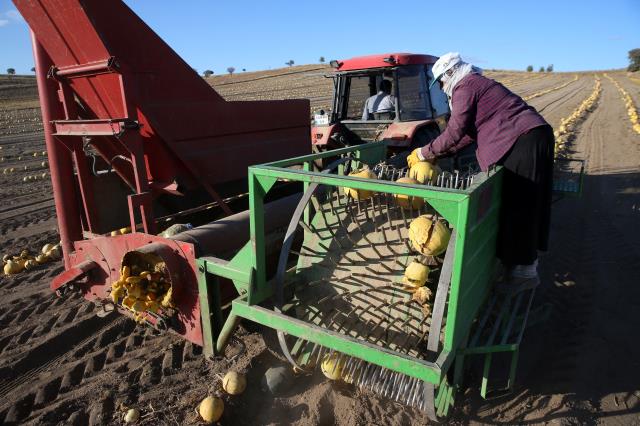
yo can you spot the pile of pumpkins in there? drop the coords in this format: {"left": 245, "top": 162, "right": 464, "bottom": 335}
{"left": 604, "top": 73, "right": 640, "bottom": 135}
{"left": 3, "top": 243, "right": 61, "bottom": 275}
{"left": 554, "top": 76, "right": 602, "bottom": 155}
{"left": 523, "top": 74, "right": 578, "bottom": 102}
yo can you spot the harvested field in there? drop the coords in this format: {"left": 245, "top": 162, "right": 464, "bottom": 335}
{"left": 0, "top": 67, "right": 639, "bottom": 425}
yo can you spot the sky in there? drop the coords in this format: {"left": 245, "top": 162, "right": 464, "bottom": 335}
{"left": 0, "top": 0, "right": 639, "bottom": 75}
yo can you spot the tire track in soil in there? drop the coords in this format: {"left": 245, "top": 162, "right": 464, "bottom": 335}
{"left": 0, "top": 197, "right": 54, "bottom": 221}
{"left": 0, "top": 316, "right": 130, "bottom": 424}
{"left": 1, "top": 328, "right": 202, "bottom": 425}
{"left": 528, "top": 76, "right": 593, "bottom": 126}
{"left": 508, "top": 75, "right": 573, "bottom": 99}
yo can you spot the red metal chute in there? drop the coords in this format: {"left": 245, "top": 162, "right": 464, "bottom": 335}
{"left": 14, "top": 0, "right": 311, "bottom": 345}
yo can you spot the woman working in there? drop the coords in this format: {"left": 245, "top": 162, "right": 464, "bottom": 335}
{"left": 407, "top": 52, "right": 554, "bottom": 291}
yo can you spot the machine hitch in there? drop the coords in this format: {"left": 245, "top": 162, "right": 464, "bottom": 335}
{"left": 51, "top": 259, "right": 99, "bottom": 297}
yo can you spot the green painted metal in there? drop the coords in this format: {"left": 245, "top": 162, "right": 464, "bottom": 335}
{"left": 201, "top": 256, "right": 253, "bottom": 284}
{"left": 481, "top": 353, "right": 492, "bottom": 399}
{"left": 232, "top": 299, "right": 444, "bottom": 383}
{"left": 196, "top": 144, "right": 507, "bottom": 418}
{"left": 248, "top": 170, "right": 268, "bottom": 306}
{"left": 196, "top": 258, "right": 223, "bottom": 358}
{"left": 458, "top": 343, "right": 519, "bottom": 355}
{"left": 225, "top": 243, "right": 254, "bottom": 294}
{"left": 216, "top": 313, "right": 240, "bottom": 354}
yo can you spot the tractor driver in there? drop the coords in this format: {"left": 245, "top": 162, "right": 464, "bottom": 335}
{"left": 361, "top": 79, "right": 395, "bottom": 120}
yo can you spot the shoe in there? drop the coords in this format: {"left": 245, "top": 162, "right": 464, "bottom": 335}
{"left": 495, "top": 275, "right": 540, "bottom": 295}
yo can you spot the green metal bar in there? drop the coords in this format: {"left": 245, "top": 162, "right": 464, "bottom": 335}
{"left": 438, "top": 382, "right": 455, "bottom": 417}
{"left": 442, "top": 196, "right": 470, "bottom": 353}
{"left": 453, "top": 332, "right": 470, "bottom": 387}
{"left": 201, "top": 256, "right": 253, "bottom": 284}
{"left": 507, "top": 348, "right": 520, "bottom": 390}
{"left": 232, "top": 300, "right": 444, "bottom": 383}
{"left": 216, "top": 313, "right": 240, "bottom": 354}
{"left": 196, "top": 258, "right": 223, "bottom": 359}
{"left": 453, "top": 354, "right": 465, "bottom": 388}
{"left": 480, "top": 353, "right": 492, "bottom": 399}
{"left": 250, "top": 165, "right": 470, "bottom": 200}
{"left": 262, "top": 141, "right": 387, "bottom": 168}
{"left": 248, "top": 171, "right": 268, "bottom": 305}
{"left": 457, "top": 343, "right": 519, "bottom": 355}
{"left": 436, "top": 384, "right": 447, "bottom": 416}
{"left": 303, "top": 161, "right": 311, "bottom": 225}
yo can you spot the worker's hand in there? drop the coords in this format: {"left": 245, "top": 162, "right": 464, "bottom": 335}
{"left": 406, "top": 148, "right": 423, "bottom": 169}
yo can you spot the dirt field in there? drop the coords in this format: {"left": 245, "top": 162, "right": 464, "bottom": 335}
{"left": 0, "top": 67, "right": 639, "bottom": 425}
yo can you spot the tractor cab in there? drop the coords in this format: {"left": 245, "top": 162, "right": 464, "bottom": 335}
{"left": 312, "top": 53, "right": 451, "bottom": 153}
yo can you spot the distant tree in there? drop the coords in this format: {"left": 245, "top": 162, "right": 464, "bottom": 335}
{"left": 546, "top": 64, "right": 554, "bottom": 72}
{"left": 526, "top": 65, "right": 533, "bottom": 72}
{"left": 242, "top": 68, "right": 246, "bottom": 72}
{"left": 6, "top": 68, "right": 15, "bottom": 75}
{"left": 30, "top": 67, "right": 35, "bottom": 72}
{"left": 203, "top": 70, "right": 214, "bottom": 78}
{"left": 319, "top": 56, "right": 325, "bottom": 63}
{"left": 629, "top": 48, "right": 640, "bottom": 72}
{"left": 285, "top": 60, "right": 294, "bottom": 67}
{"left": 538, "top": 66, "right": 545, "bottom": 72}
{"left": 226, "top": 67, "right": 235, "bottom": 75}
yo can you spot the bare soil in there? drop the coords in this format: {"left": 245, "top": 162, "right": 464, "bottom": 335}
{"left": 0, "top": 69, "right": 638, "bottom": 425}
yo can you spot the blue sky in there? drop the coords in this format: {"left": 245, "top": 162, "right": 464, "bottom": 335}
{"left": 1, "top": 0, "right": 639, "bottom": 75}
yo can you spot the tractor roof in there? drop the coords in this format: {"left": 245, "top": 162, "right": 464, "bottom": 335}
{"left": 332, "top": 53, "right": 438, "bottom": 72}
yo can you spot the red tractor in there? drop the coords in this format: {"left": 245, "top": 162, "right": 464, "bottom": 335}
{"left": 311, "top": 53, "right": 477, "bottom": 169}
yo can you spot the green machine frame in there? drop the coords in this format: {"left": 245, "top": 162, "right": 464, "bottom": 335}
{"left": 197, "top": 142, "right": 506, "bottom": 417}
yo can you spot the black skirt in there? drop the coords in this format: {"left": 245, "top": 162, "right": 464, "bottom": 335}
{"left": 496, "top": 124, "right": 554, "bottom": 265}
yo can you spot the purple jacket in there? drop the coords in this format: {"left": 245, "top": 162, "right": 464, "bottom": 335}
{"left": 420, "top": 73, "right": 548, "bottom": 170}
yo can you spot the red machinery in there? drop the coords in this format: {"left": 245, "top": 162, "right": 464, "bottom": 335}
{"left": 311, "top": 53, "right": 450, "bottom": 150}
{"left": 14, "top": 0, "right": 310, "bottom": 345}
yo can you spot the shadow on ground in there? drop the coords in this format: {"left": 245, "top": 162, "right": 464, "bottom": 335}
{"left": 453, "top": 171, "right": 640, "bottom": 424}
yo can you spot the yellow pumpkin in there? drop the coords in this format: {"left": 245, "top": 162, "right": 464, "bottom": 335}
{"left": 199, "top": 396, "right": 224, "bottom": 424}
{"left": 408, "top": 162, "right": 441, "bottom": 184}
{"left": 408, "top": 215, "right": 451, "bottom": 256}
{"left": 321, "top": 353, "right": 345, "bottom": 380}
{"left": 343, "top": 167, "right": 377, "bottom": 200}
{"left": 222, "top": 371, "right": 247, "bottom": 395}
{"left": 402, "top": 260, "right": 429, "bottom": 290}
{"left": 394, "top": 177, "right": 424, "bottom": 209}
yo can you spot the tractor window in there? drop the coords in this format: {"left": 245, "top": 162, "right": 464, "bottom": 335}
{"left": 344, "top": 75, "right": 376, "bottom": 120}
{"left": 426, "top": 65, "right": 450, "bottom": 117}
{"left": 396, "top": 65, "right": 431, "bottom": 121}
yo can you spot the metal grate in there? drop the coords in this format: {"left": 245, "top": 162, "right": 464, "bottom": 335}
{"left": 276, "top": 157, "right": 471, "bottom": 410}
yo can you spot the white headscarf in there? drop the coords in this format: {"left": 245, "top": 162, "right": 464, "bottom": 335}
{"left": 441, "top": 62, "right": 483, "bottom": 109}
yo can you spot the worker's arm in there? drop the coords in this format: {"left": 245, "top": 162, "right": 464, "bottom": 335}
{"left": 419, "top": 86, "right": 477, "bottom": 160}
{"left": 441, "top": 134, "right": 475, "bottom": 156}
